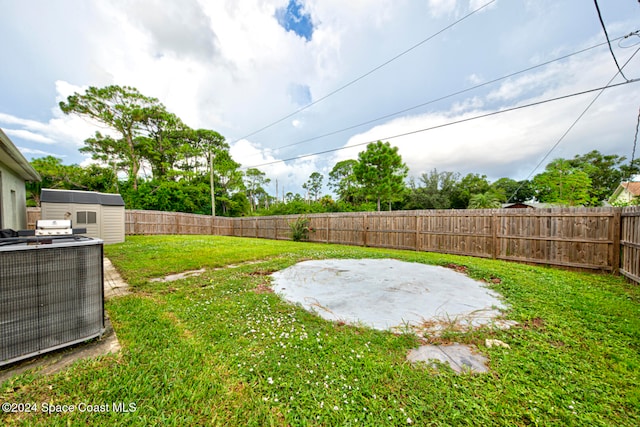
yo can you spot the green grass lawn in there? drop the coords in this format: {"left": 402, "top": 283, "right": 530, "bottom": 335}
{"left": 2, "top": 235, "right": 639, "bottom": 426}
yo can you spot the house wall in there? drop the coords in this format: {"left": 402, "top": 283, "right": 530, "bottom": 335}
{"left": 0, "top": 163, "right": 28, "bottom": 230}
{"left": 615, "top": 190, "right": 635, "bottom": 204}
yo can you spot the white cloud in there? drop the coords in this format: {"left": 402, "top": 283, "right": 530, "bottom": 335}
{"left": 3, "top": 129, "right": 55, "bottom": 144}
{"left": 333, "top": 48, "right": 640, "bottom": 181}
{"left": 17, "top": 147, "right": 65, "bottom": 158}
{"left": 427, "top": 0, "right": 457, "bottom": 17}
{"left": 0, "top": 81, "right": 118, "bottom": 155}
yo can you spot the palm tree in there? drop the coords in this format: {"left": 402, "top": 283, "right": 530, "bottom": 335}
{"left": 468, "top": 192, "right": 502, "bottom": 209}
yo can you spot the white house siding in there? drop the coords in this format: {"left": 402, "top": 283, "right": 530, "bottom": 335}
{"left": 0, "top": 166, "right": 28, "bottom": 230}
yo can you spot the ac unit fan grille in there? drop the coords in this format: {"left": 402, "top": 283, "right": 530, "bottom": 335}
{"left": 1, "top": 241, "right": 104, "bottom": 365}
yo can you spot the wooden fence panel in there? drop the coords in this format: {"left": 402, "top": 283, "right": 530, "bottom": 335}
{"left": 125, "top": 210, "right": 219, "bottom": 235}
{"left": 364, "top": 212, "right": 417, "bottom": 250}
{"left": 26, "top": 207, "right": 40, "bottom": 229}
{"left": 621, "top": 206, "right": 640, "bottom": 284}
{"left": 306, "top": 213, "right": 366, "bottom": 246}
{"left": 496, "top": 208, "right": 617, "bottom": 270}
{"left": 212, "top": 217, "right": 234, "bottom": 236}
{"left": 419, "top": 210, "right": 493, "bottom": 258}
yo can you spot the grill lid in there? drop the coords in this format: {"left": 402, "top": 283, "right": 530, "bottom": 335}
{"left": 36, "top": 219, "right": 73, "bottom": 236}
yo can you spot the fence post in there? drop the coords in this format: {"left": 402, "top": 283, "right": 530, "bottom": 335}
{"left": 326, "top": 215, "right": 330, "bottom": 244}
{"left": 415, "top": 212, "right": 421, "bottom": 251}
{"left": 362, "top": 213, "right": 369, "bottom": 247}
{"left": 491, "top": 211, "right": 498, "bottom": 260}
{"left": 612, "top": 209, "right": 621, "bottom": 275}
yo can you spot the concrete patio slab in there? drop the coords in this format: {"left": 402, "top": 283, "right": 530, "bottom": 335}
{"left": 407, "top": 344, "right": 489, "bottom": 373}
{"left": 270, "top": 258, "right": 508, "bottom": 334}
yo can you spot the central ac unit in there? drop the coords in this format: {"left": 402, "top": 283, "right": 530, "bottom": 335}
{"left": 1, "top": 238, "right": 104, "bottom": 366}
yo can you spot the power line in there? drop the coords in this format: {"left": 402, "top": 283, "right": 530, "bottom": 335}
{"left": 507, "top": 46, "right": 640, "bottom": 202}
{"left": 232, "top": 0, "right": 497, "bottom": 143}
{"left": 245, "top": 78, "right": 640, "bottom": 169}
{"left": 244, "top": 35, "right": 634, "bottom": 161}
{"left": 593, "top": 0, "right": 629, "bottom": 81}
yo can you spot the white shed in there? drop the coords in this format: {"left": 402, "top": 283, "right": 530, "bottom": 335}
{"left": 40, "top": 189, "right": 125, "bottom": 244}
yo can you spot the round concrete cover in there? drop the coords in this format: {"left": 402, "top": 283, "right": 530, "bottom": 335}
{"left": 270, "top": 259, "right": 506, "bottom": 332}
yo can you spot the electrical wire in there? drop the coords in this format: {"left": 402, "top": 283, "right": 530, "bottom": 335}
{"left": 618, "top": 30, "right": 640, "bottom": 48}
{"left": 242, "top": 34, "right": 635, "bottom": 161}
{"left": 245, "top": 78, "right": 640, "bottom": 169}
{"left": 506, "top": 46, "right": 640, "bottom": 202}
{"left": 593, "top": 0, "right": 629, "bottom": 81}
{"left": 231, "top": 0, "right": 497, "bottom": 143}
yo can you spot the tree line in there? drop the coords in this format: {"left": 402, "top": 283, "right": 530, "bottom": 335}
{"left": 26, "top": 85, "right": 639, "bottom": 215}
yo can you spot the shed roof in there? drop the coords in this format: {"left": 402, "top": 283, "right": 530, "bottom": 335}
{"left": 41, "top": 189, "right": 125, "bottom": 206}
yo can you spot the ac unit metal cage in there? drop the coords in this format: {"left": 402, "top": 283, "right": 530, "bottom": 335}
{"left": 1, "top": 238, "right": 104, "bottom": 366}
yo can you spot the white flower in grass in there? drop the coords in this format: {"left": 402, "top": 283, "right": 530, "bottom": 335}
{"left": 267, "top": 377, "right": 274, "bottom": 384}
{"left": 333, "top": 405, "right": 339, "bottom": 411}
{"left": 407, "top": 417, "right": 413, "bottom": 424}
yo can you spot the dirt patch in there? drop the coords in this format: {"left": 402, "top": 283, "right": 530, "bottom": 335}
{"left": 445, "top": 263, "right": 468, "bottom": 274}
{"left": 163, "top": 312, "right": 194, "bottom": 340}
{"left": 523, "top": 317, "right": 545, "bottom": 330}
{"left": 248, "top": 270, "right": 277, "bottom": 276}
{"left": 252, "top": 283, "right": 274, "bottom": 294}
{"left": 150, "top": 268, "right": 206, "bottom": 283}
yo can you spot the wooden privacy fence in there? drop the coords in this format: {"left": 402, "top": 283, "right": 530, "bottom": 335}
{"left": 620, "top": 207, "right": 640, "bottom": 284}
{"left": 124, "top": 210, "right": 234, "bottom": 236}
{"left": 234, "top": 208, "right": 622, "bottom": 272}
{"left": 27, "top": 206, "right": 640, "bottom": 283}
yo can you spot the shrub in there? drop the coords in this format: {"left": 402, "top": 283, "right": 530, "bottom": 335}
{"left": 289, "top": 216, "right": 314, "bottom": 241}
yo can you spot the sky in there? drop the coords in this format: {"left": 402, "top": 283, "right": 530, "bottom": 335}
{"left": 1, "top": 0, "right": 639, "bottom": 198}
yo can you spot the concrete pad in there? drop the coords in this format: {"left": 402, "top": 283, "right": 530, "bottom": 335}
{"left": 0, "top": 317, "right": 121, "bottom": 384}
{"left": 407, "top": 344, "right": 489, "bottom": 373}
{"left": 270, "top": 259, "right": 507, "bottom": 334}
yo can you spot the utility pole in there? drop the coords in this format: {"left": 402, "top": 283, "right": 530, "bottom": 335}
{"left": 210, "top": 149, "right": 215, "bottom": 217}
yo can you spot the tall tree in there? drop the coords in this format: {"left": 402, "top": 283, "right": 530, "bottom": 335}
{"left": 59, "top": 85, "right": 166, "bottom": 189}
{"left": 137, "top": 109, "right": 188, "bottom": 180}
{"left": 353, "top": 141, "right": 408, "bottom": 211}
{"left": 567, "top": 150, "right": 632, "bottom": 205}
{"left": 189, "top": 129, "right": 228, "bottom": 215}
{"left": 303, "top": 172, "right": 323, "bottom": 202}
{"left": 212, "top": 149, "right": 244, "bottom": 216}
{"left": 533, "top": 159, "right": 593, "bottom": 206}
{"left": 404, "top": 169, "right": 460, "bottom": 209}
{"left": 328, "top": 159, "right": 360, "bottom": 204}
{"left": 450, "top": 173, "right": 491, "bottom": 209}
{"left": 491, "top": 177, "right": 534, "bottom": 203}
{"left": 244, "top": 168, "right": 270, "bottom": 212}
